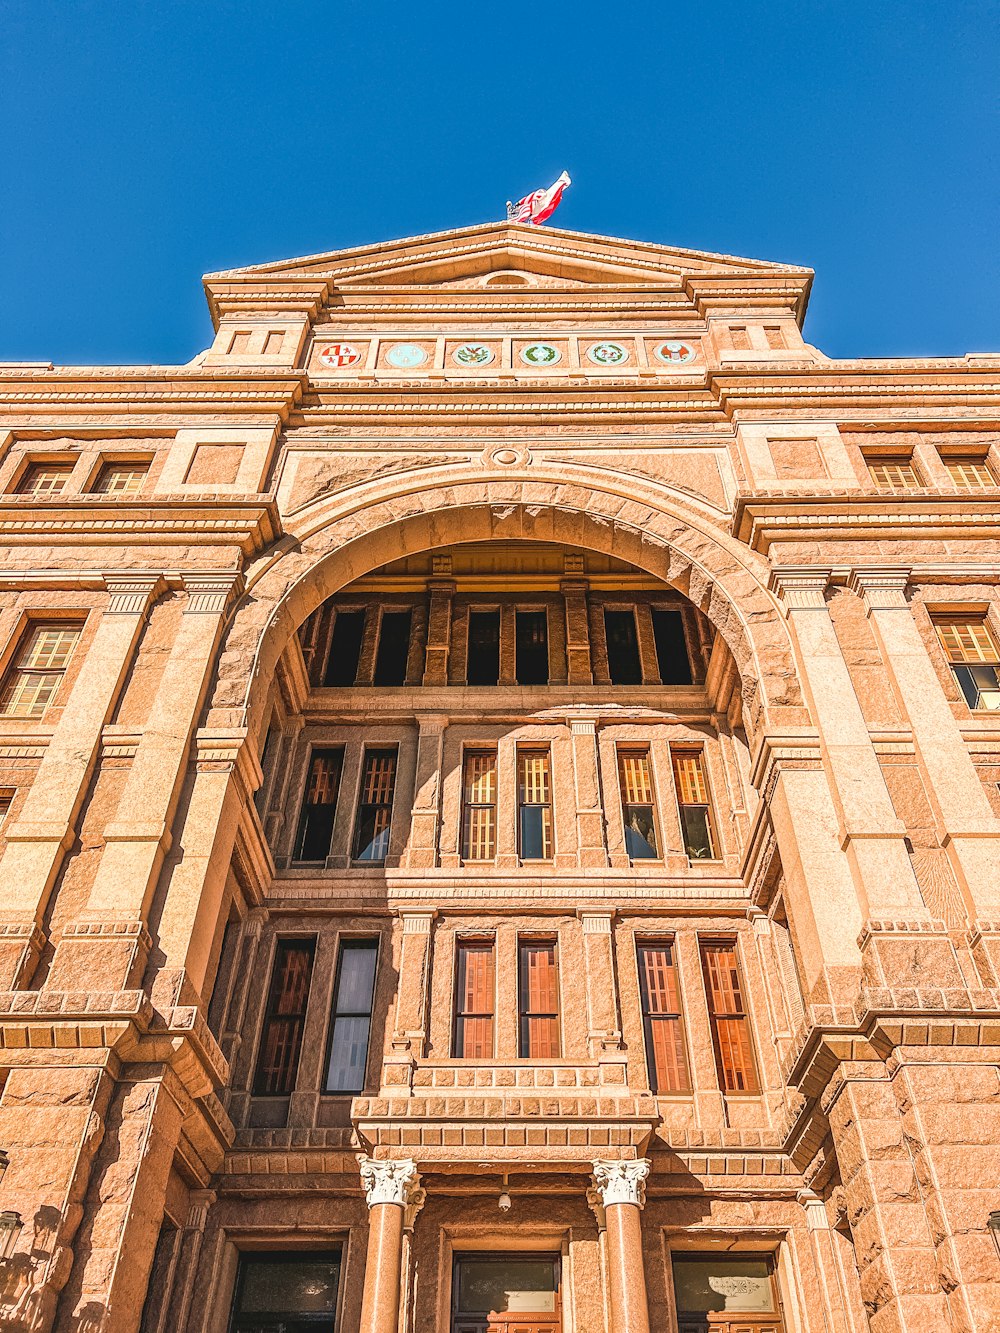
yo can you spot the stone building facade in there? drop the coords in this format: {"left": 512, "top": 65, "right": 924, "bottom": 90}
{"left": 0, "top": 222, "right": 998, "bottom": 1333}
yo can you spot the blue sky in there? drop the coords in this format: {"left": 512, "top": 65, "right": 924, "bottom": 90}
{"left": 2, "top": 1, "right": 997, "bottom": 365}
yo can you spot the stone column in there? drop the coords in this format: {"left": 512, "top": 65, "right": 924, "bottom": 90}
{"left": 381, "top": 912, "right": 434, "bottom": 1095}
{"left": 421, "top": 579, "right": 455, "bottom": 687}
{"left": 579, "top": 913, "right": 623, "bottom": 1060}
{"left": 161, "top": 1189, "right": 216, "bottom": 1333}
{"left": 795, "top": 1191, "right": 856, "bottom": 1333}
{"left": 0, "top": 573, "right": 164, "bottom": 987}
{"left": 591, "top": 1159, "right": 652, "bottom": 1333}
{"left": 358, "top": 1158, "right": 421, "bottom": 1333}
{"left": 47, "top": 573, "right": 243, "bottom": 992}
{"left": 569, "top": 717, "right": 609, "bottom": 867}
{"left": 850, "top": 568, "right": 1000, "bottom": 918}
{"left": 561, "top": 576, "right": 594, "bottom": 685}
{"left": 403, "top": 715, "right": 447, "bottom": 868}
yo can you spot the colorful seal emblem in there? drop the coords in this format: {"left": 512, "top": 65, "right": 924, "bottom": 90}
{"left": 520, "top": 342, "right": 561, "bottom": 367}
{"left": 385, "top": 343, "right": 427, "bottom": 369}
{"left": 655, "top": 340, "right": 697, "bottom": 365}
{"left": 587, "top": 341, "right": 629, "bottom": 366}
{"left": 453, "top": 342, "right": 495, "bottom": 367}
{"left": 318, "top": 342, "right": 362, "bottom": 369}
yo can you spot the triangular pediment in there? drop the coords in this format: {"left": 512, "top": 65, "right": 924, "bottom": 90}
{"left": 205, "top": 221, "right": 811, "bottom": 291}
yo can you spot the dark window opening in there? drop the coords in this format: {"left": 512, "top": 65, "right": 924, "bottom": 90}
{"left": 467, "top": 610, "right": 500, "bottom": 685}
{"left": 323, "top": 610, "right": 365, "bottom": 686}
{"left": 253, "top": 722, "right": 279, "bottom": 817}
{"left": 230, "top": 1251, "right": 342, "bottom": 1331}
{"left": 651, "top": 608, "right": 693, "bottom": 685}
{"left": 352, "top": 749, "right": 397, "bottom": 863}
{"left": 515, "top": 609, "right": 549, "bottom": 685}
{"left": 604, "top": 609, "right": 643, "bottom": 685}
{"left": 453, "top": 1254, "right": 559, "bottom": 1326}
{"left": 294, "top": 748, "right": 343, "bottom": 862}
{"left": 253, "top": 938, "right": 316, "bottom": 1096}
{"left": 373, "top": 610, "right": 412, "bottom": 686}
{"left": 325, "top": 939, "right": 379, "bottom": 1093}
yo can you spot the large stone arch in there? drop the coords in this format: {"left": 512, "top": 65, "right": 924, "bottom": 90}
{"left": 209, "top": 474, "right": 803, "bottom": 741}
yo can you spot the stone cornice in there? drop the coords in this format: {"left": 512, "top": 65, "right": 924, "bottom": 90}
{"left": 0, "top": 497, "right": 280, "bottom": 555}
{"left": 0, "top": 367, "right": 305, "bottom": 418}
{"left": 733, "top": 492, "right": 1000, "bottom": 551}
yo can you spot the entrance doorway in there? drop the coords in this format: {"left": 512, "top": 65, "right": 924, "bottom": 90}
{"left": 451, "top": 1254, "right": 560, "bottom": 1333}
{"left": 672, "top": 1254, "right": 783, "bottom": 1333}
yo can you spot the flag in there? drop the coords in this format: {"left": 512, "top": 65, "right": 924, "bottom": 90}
{"left": 506, "top": 171, "right": 571, "bottom": 225}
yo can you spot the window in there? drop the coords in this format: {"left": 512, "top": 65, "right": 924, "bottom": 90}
{"left": 0, "top": 622, "right": 82, "bottom": 718}
{"left": 325, "top": 938, "right": 379, "bottom": 1093}
{"left": 293, "top": 748, "right": 343, "bottom": 861}
{"left": 16, "top": 462, "right": 73, "bottom": 496}
{"left": 651, "top": 608, "right": 693, "bottom": 685}
{"left": 453, "top": 938, "right": 495, "bottom": 1058}
{"left": 230, "top": 1251, "right": 342, "bottom": 1331}
{"left": 637, "top": 940, "right": 690, "bottom": 1092}
{"left": 700, "top": 940, "right": 758, "bottom": 1093}
{"left": 253, "top": 938, "right": 316, "bottom": 1096}
{"left": 0, "top": 789, "right": 13, "bottom": 826}
{"left": 604, "top": 609, "right": 643, "bottom": 684}
{"left": 373, "top": 609, "right": 412, "bottom": 686}
{"left": 461, "top": 749, "right": 497, "bottom": 861}
{"left": 618, "top": 749, "right": 660, "bottom": 860}
{"left": 935, "top": 618, "right": 1000, "bottom": 710}
{"left": 518, "top": 749, "right": 553, "bottom": 861}
{"left": 352, "top": 749, "right": 397, "bottom": 862}
{"left": 91, "top": 462, "right": 148, "bottom": 496}
{"left": 453, "top": 1255, "right": 559, "bottom": 1325}
{"left": 518, "top": 938, "right": 560, "bottom": 1058}
{"left": 671, "top": 750, "right": 717, "bottom": 860}
{"left": 672, "top": 1255, "right": 775, "bottom": 1320}
{"left": 867, "top": 456, "right": 920, "bottom": 488}
{"left": 323, "top": 610, "right": 365, "bottom": 687}
{"left": 944, "top": 456, "right": 996, "bottom": 488}
{"left": 467, "top": 610, "right": 500, "bottom": 685}
{"left": 515, "top": 609, "right": 549, "bottom": 685}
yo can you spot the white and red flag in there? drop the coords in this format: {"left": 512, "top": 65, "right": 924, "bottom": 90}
{"left": 506, "top": 171, "right": 571, "bottom": 225}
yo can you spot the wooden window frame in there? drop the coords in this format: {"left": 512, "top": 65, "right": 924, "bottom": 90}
{"left": 670, "top": 747, "right": 719, "bottom": 861}
{"left": 943, "top": 455, "right": 997, "bottom": 488}
{"left": 252, "top": 936, "right": 317, "bottom": 1097}
{"left": 460, "top": 747, "right": 498, "bottom": 862}
{"left": 452, "top": 935, "right": 496, "bottom": 1059}
{"left": 323, "top": 936, "right": 380, "bottom": 1095}
{"left": 89, "top": 458, "right": 151, "bottom": 497}
{"left": 293, "top": 746, "right": 344, "bottom": 863}
{"left": 14, "top": 459, "right": 75, "bottom": 497}
{"left": 517, "top": 935, "right": 561, "bottom": 1059}
{"left": 617, "top": 746, "right": 662, "bottom": 862}
{"left": 0, "top": 619, "right": 84, "bottom": 719}
{"left": 933, "top": 616, "right": 1000, "bottom": 711}
{"left": 636, "top": 937, "right": 691, "bottom": 1093}
{"left": 351, "top": 747, "right": 398, "bottom": 864}
{"left": 699, "top": 936, "right": 760, "bottom": 1095}
{"left": 517, "top": 746, "right": 554, "bottom": 862}
{"left": 865, "top": 454, "right": 921, "bottom": 488}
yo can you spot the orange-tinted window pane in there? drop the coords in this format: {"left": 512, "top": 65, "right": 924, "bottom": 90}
{"left": 92, "top": 463, "right": 148, "bottom": 496}
{"left": 518, "top": 939, "right": 560, "bottom": 1058}
{"left": 935, "top": 619, "right": 1000, "bottom": 711}
{"left": 454, "top": 939, "right": 495, "bottom": 1058}
{"left": 17, "top": 463, "right": 72, "bottom": 496}
{"left": 671, "top": 750, "right": 717, "bottom": 860}
{"left": 700, "top": 940, "right": 758, "bottom": 1094}
{"left": 0, "top": 622, "right": 82, "bottom": 717}
{"left": 867, "top": 457, "right": 920, "bottom": 488}
{"left": 945, "top": 457, "right": 995, "bottom": 488}
{"left": 461, "top": 750, "right": 497, "bottom": 861}
{"left": 254, "top": 938, "right": 316, "bottom": 1095}
{"left": 637, "top": 941, "right": 690, "bottom": 1093}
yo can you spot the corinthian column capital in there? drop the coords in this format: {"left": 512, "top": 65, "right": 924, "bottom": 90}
{"left": 358, "top": 1156, "right": 420, "bottom": 1209}
{"left": 591, "top": 1158, "right": 650, "bottom": 1209}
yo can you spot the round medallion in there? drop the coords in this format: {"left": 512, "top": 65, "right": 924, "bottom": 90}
{"left": 587, "top": 341, "right": 629, "bottom": 366}
{"left": 655, "top": 340, "right": 697, "bottom": 365}
{"left": 453, "top": 342, "right": 495, "bottom": 367}
{"left": 318, "top": 342, "right": 362, "bottom": 369}
{"left": 385, "top": 343, "right": 427, "bottom": 369}
{"left": 520, "top": 342, "right": 561, "bottom": 367}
